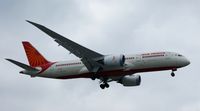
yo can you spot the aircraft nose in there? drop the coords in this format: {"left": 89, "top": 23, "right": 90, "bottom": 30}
{"left": 185, "top": 58, "right": 190, "bottom": 66}
{"left": 182, "top": 57, "right": 190, "bottom": 67}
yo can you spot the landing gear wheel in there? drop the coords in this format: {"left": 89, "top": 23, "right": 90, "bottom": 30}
{"left": 99, "top": 77, "right": 109, "bottom": 89}
{"left": 91, "top": 67, "right": 103, "bottom": 81}
{"left": 105, "top": 83, "right": 109, "bottom": 88}
{"left": 171, "top": 72, "right": 175, "bottom": 77}
{"left": 100, "top": 84, "right": 105, "bottom": 89}
{"left": 91, "top": 76, "right": 96, "bottom": 80}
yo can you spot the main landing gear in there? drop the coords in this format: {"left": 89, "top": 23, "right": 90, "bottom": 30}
{"left": 171, "top": 68, "right": 177, "bottom": 77}
{"left": 90, "top": 67, "right": 110, "bottom": 89}
{"left": 91, "top": 76, "right": 96, "bottom": 80}
{"left": 100, "top": 83, "right": 109, "bottom": 89}
{"left": 99, "top": 78, "right": 109, "bottom": 89}
{"left": 91, "top": 67, "right": 103, "bottom": 80}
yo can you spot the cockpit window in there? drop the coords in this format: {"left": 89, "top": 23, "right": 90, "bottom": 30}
{"left": 178, "top": 54, "right": 183, "bottom": 57}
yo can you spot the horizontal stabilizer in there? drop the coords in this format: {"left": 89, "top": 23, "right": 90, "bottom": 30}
{"left": 5, "top": 58, "right": 39, "bottom": 71}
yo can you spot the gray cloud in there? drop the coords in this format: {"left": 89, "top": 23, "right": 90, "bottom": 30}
{"left": 1, "top": 0, "right": 200, "bottom": 111}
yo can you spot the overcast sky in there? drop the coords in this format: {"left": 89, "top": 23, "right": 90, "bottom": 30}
{"left": 1, "top": 0, "right": 200, "bottom": 111}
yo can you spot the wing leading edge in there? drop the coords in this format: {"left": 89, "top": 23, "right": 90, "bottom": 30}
{"left": 26, "top": 20, "right": 104, "bottom": 72}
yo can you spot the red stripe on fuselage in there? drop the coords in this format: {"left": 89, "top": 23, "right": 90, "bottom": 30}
{"left": 55, "top": 66, "right": 178, "bottom": 79}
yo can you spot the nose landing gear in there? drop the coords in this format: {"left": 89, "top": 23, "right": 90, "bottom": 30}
{"left": 171, "top": 72, "right": 175, "bottom": 77}
{"left": 171, "top": 68, "right": 177, "bottom": 77}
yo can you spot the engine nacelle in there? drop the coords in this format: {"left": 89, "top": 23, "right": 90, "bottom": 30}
{"left": 119, "top": 75, "right": 141, "bottom": 86}
{"left": 103, "top": 54, "right": 125, "bottom": 67}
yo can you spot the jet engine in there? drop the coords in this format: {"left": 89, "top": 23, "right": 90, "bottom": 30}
{"left": 103, "top": 54, "right": 125, "bottom": 67}
{"left": 118, "top": 75, "right": 141, "bottom": 86}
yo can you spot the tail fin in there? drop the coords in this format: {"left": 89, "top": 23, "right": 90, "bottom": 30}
{"left": 22, "top": 41, "right": 50, "bottom": 67}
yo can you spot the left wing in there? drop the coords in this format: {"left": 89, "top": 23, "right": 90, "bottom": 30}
{"left": 26, "top": 20, "right": 104, "bottom": 72}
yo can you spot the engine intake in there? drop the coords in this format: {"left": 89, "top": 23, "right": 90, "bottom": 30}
{"left": 119, "top": 75, "right": 141, "bottom": 86}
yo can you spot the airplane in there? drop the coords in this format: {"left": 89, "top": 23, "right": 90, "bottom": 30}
{"left": 6, "top": 20, "right": 190, "bottom": 89}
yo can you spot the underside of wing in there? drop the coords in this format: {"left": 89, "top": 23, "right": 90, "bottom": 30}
{"left": 26, "top": 20, "right": 104, "bottom": 72}
{"left": 26, "top": 20, "right": 103, "bottom": 59}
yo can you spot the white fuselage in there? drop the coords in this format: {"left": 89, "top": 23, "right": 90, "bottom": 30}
{"left": 22, "top": 52, "right": 190, "bottom": 79}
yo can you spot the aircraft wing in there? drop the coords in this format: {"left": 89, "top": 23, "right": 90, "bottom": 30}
{"left": 26, "top": 20, "right": 104, "bottom": 72}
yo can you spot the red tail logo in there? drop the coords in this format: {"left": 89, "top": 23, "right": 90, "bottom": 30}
{"left": 22, "top": 41, "right": 50, "bottom": 67}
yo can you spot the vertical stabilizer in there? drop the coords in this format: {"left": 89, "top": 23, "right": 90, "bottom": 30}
{"left": 22, "top": 41, "right": 50, "bottom": 67}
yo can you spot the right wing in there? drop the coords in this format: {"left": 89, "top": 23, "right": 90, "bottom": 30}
{"left": 26, "top": 20, "right": 104, "bottom": 72}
